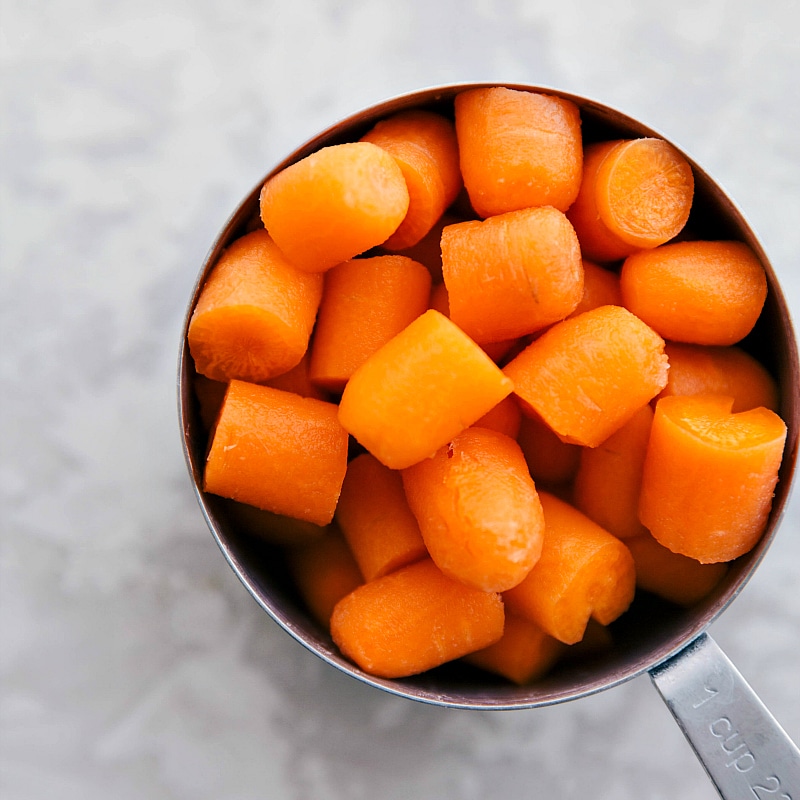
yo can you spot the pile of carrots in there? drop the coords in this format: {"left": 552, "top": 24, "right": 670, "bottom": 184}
{"left": 187, "top": 87, "right": 787, "bottom": 684}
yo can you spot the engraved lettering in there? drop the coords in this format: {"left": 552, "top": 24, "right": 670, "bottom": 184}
{"left": 693, "top": 684, "right": 719, "bottom": 709}
{"left": 710, "top": 717, "right": 733, "bottom": 737}
{"left": 721, "top": 732, "right": 746, "bottom": 754}
{"left": 751, "top": 775, "right": 792, "bottom": 800}
{"left": 726, "top": 750, "right": 755, "bottom": 772}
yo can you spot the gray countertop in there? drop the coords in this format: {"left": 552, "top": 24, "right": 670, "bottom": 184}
{"left": 2, "top": 2, "right": 798, "bottom": 798}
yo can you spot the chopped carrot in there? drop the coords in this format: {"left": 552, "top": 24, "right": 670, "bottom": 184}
{"left": 308, "top": 255, "right": 431, "bottom": 393}
{"left": 515, "top": 411, "right": 581, "bottom": 486}
{"left": 330, "top": 558, "right": 504, "bottom": 678}
{"left": 454, "top": 87, "right": 582, "bottom": 217}
{"left": 573, "top": 403, "right": 654, "bottom": 539}
{"left": 223, "top": 500, "right": 327, "bottom": 545}
{"left": 503, "top": 492, "right": 636, "bottom": 644}
{"left": 473, "top": 395, "right": 523, "bottom": 439}
{"left": 658, "top": 342, "right": 779, "bottom": 413}
{"left": 402, "top": 427, "right": 545, "bottom": 592}
{"left": 620, "top": 240, "right": 768, "bottom": 345}
{"left": 503, "top": 305, "right": 668, "bottom": 447}
{"left": 361, "top": 110, "right": 462, "bottom": 250}
{"left": 264, "top": 352, "right": 329, "bottom": 400}
{"left": 567, "top": 138, "right": 694, "bottom": 263}
{"left": 259, "top": 142, "right": 409, "bottom": 272}
{"left": 287, "top": 526, "right": 363, "bottom": 628}
{"left": 441, "top": 206, "right": 583, "bottom": 343}
{"left": 639, "top": 395, "right": 787, "bottom": 563}
{"left": 626, "top": 532, "right": 728, "bottom": 607}
{"left": 335, "top": 453, "right": 428, "bottom": 582}
{"left": 204, "top": 381, "right": 349, "bottom": 525}
{"left": 193, "top": 374, "right": 228, "bottom": 431}
{"left": 188, "top": 229, "right": 323, "bottom": 383}
{"left": 338, "top": 309, "right": 514, "bottom": 469}
{"left": 465, "top": 613, "right": 565, "bottom": 685}
{"left": 394, "top": 211, "right": 464, "bottom": 283}
{"left": 568, "top": 259, "right": 623, "bottom": 318}
{"left": 427, "top": 280, "right": 519, "bottom": 363}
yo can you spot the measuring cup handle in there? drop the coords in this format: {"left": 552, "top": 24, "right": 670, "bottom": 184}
{"left": 649, "top": 632, "right": 799, "bottom": 799}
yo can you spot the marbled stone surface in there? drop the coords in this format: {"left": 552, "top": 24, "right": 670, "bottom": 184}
{"left": 2, "top": 2, "right": 798, "bottom": 798}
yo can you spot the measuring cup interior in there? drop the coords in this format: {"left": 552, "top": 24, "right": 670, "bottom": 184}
{"left": 179, "top": 84, "right": 799, "bottom": 710}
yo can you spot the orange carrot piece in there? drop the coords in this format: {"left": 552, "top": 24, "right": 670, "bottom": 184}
{"left": 465, "top": 613, "right": 565, "bottom": 685}
{"left": 335, "top": 453, "right": 428, "bottom": 582}
{"left": 338, "top": 309, "right": 514, "bottom": 469}
{"left": 259, "top": 142, "right": 409, "bottom": 272}
{"left": 658, "top": 342, "right": 779, "bottom": 413}
{"left": 503, "top": 492, "right": 636, "bottom": 644}
{"left": 620, "top": 240, "right": 768, "bottom": 346}
{"left": 473, "top": 395, "right": 523, "bottom": 439}
{"left": 308, "top": 255, "right": 431, "bottom": 393}
{"left": 287, "top": 527, "right": 363, "bottom": 628}
{"left": 573, "top": 403, "right": 654, "bottom": 539}
{"left": 264, "top": 352, "right": 328, "bottom": 400}
{"left": 395, "top": 211, "right": 464, "bottom": 283}
{"left": 568, "top": 259, "right": 623, "bottom": 318}
{"left": 361, "top": 110, "right": 462, "bottom": 250}
{"left": 454, "top": 87, "right": 582, "bottom": 217}
{"left": 428, "top": 279, "right": 450, "bottom": 316}
{"left": 441, "top": 207, "right": 583, "bottom": 343}
{"left": 223, "top": 500, "right": 327, "bottom": 545}
{"left": 427, "top": 280, "right": 518, "bottom": 364}
{"left": 503, "top": 305, "right": 668, "bottom": 447}
{"left": 402, "top": 427, "right": 545, "bottom": 592}
{"left": 566, "top": 138, "right": 694, "bottom": 262}
{"left": 187, "top": 229, "right": 324, "bottom": 383}
{"left": 204, "top": 381, "right": 349, "bottom": 525}
{"left": 639, "top": 395, "right": 787, "bottom": 563}
{"left": 193, "top": 374, "right": 228, "bottom": 431}
{"left": 330, "top": 558, "right": 504, "bottom": 678}
{"left": 515, "top": 411, "right": 581, "bottom": 486}
{"left": 626, "top": 533, "right": 728, "bottom": 607}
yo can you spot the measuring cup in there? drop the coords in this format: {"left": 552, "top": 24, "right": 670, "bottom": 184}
{"left": 178, "top": 84, "right": 799, "bottom": 799}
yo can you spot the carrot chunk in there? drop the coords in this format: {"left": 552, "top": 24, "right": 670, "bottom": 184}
{"left": 503, "top": 305, "right": 668, "bottom": 447}
{"left": 639, "top": 395, "right": 787, "bottom": 563}
{"left": 330, "top": 558, "right": 504, "bottom": 678}
{"left": 620, "top": 240, "right": 768, "bottom": 345}
{"left": 338, "top": 309, "right": 514, "bottom": 469}
{"left": 658, "top": 342, "right": 779, "bottom": 413}
{"left": 454, "top": 87, "right": 582, "bottom": 217}
{"left": 308, "top": 255, "right": 431, "bottom": 393}
{"left": 402, "top": 427, "right": 545, "bottom": 593}
{"left": 361, "top": 109, "right": 462, "bottom": 250}
{"left": 204, "top": 381, "right": 349, "bottom": 525}
{"left": 568, "top": 259, "right": 623, "bottom": 318}
{"left": 335, "top": 454, "right": 428, "bottom": 582}
{"left": 626, "top": 533, "right": 728, "bottom": 607}
{"left": 503, "top": 492, "right": 636, "bottom": 644}
{"left": 465, "top": 613, "right": 565, "bottom": 685}
{"left": 441, "top": 206, "right": 583, "bottom": 343}
{"left": 263, "top": 352, "right": 328, "bottom": 400}
{"left": 515, "top": 411, "right": 581, "bottom": 486}
{"left": 287, "top": 527, "right": 363, "bottom": 628}
{"left": 567, "top": 138, "right": 694, "bottom": 262}
{"left": 188, "top": 229, "right": 323, "bottom": 383}
{"left": 573, "top": 403, "right": 654, "bottom": 539}
{"left": 259, "top": 142, "right": 409, "bottom": 272}
{"left": 473, "top": 395, "right": 523, "bottom": 439}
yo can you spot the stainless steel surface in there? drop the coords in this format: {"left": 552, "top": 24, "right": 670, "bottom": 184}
{"left": 178, "top": 81, "right": 799, "bottom": 765}
{"left": 651, "top": 633, "right": 800, "bottom": 799}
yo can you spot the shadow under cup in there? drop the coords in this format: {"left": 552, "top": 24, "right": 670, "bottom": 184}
{"left": 178, "top": 84, "right": 799, "bottom": 710}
